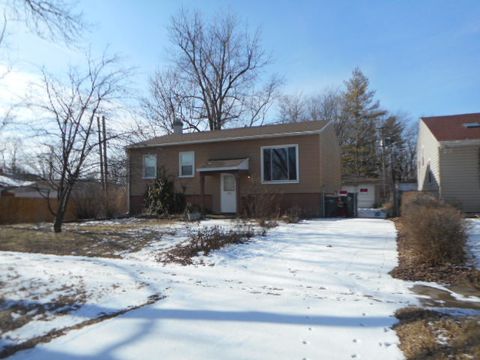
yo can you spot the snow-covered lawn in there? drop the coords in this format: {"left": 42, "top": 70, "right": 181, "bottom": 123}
{"left": 0, "top": 219, "right": 247, "bottom": 351}
{"left": 2, "top": 218, "right": 419, "bottom": 360}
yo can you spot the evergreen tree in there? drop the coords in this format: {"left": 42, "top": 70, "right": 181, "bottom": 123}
{"left": 341, "top": 68, "right": 386, "bottom": 178}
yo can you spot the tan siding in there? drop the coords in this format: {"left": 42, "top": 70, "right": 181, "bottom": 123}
{"left": 439, "top": 145, "right": 480, "bottom": 212}
{"left": 319, "top": 123, "right": 341, "bottom": 193}
{"left": 417, "top": 120, "right": 441, "bottom": 192}
{"left": 128, "top": 134, "right": 327, "bottom": 213}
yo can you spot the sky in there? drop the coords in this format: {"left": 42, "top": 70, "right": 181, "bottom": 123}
{"left": 3, "top": 0, "right": 480, "bottom": 126}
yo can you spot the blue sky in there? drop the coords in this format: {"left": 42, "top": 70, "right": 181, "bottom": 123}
{"left": 7, "top": 0, "right": 480, "bottom": 122}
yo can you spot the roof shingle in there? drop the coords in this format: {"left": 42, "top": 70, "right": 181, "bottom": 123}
{"left": 129, "top": 120, "right": 329, "bottom": 148}
{"left": 422, "top": 113, "right": 480, "bottom": 141}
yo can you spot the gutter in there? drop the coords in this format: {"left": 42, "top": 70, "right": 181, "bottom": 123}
{"left": 440, "top": 139, "right": 480, "bottom": 148}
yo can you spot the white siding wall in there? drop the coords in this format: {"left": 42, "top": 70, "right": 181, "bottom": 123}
{"left": 341, "top": 184, "right": 376, "bottom": 208}
{"left": 440, "top": 145, "right": 480, "bottom": 212}
{"left": 417, "top": 120, "right": 441, "bottom": 192}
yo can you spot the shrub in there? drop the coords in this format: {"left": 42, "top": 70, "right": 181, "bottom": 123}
{"left": 105, "top": 186, "right": 127, "bottom": 218}
{"left": 257, "top": 218, "right": 278, "bottom": 229}
{"left": 283, "top": 206, "right": 302, "bottom": 223}
{"left": 241, "top": 176, "right": 281, "bottom": 222}
{"left": 144, "top": 167, "right": 186, "bottom": 216}
{"left": 160, "top": 224, "right": 256, "bottom": 264}
{"left": 401, "top": 193, "right": 467, "bottom": 267}
{"left": 242, "top": 193, "right": 281, "bottom": 220}
{"left": 72, "top": 182, "right": 102, "bottom": 219}
{"left": 72, "top": 183, "right": 127, "bottom": 219}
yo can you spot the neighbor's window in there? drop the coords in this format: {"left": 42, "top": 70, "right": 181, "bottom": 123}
{"left": 262, "top": 145, "right": 298, "bottom": 183}
{"left": 143, "top": 154, "right": 157, "bottom": 179}
{"left": 179, "top": 151, "right": 195, "bottom": 177}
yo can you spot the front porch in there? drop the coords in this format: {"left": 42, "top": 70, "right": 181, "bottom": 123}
{"left": 198, "top": 158, "right": 249, "bottom": 215}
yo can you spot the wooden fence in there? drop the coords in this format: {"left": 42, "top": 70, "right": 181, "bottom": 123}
{"left": 0, "top": 197, "right": 76, "bottom": 224}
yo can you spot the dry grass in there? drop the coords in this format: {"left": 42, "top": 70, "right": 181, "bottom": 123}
{"left": 391, "top": 219, "right": 480, "bottom": 288}
{"left": 395, "top": 307, "right": 480, "bottom": 360}
{"left": 0, "top": 285, "right": 87, "bottom": 336}
{"left": 0, "top": 219, "right": 175, "bottom": 258}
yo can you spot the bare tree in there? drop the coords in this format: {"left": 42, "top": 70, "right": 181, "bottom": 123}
{"left": 278, "top": 93, "right": 307, "bottom": 123}
{"left": 142, "top": 69, "right": 201, "bottom": 135}
{"left": 144, "top": 9, "right": 280, "bottom": 134}
{"left": 0, "top": 0, "right": 84, "bottom": 140}
{"left": 3, "top": 0, "right": 83, "bottom": 43}
{"left": 277, "top": 89, "right": 348, "bottom": 145}
{"left": 305, "top": 89, "right": 347, "bottom": 144}
{"left": 34, "top": 54, "right": 129, "bottom": 232}
{"left": 399, "top": 117, "right": 418, "bottom": 181}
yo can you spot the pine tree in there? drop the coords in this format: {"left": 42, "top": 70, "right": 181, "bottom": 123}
{"left": 341, "top": 68, "right": 386, "bottom": 178}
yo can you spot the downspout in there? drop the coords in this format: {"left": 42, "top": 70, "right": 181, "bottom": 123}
{"left": 126, "top": 149, "right": 130, "bottom": 215}
{"left": 437, "top": 144, "right": 442, "bottom": 199}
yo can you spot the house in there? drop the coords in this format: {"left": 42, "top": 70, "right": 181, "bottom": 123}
{"left": 0, "top": 171, "right": 56, "bottom": 199}
{"left": 0, "top": 170, "right": 59, "bottom": 224}
{"left": 127, "top": 120, "right": 341, "bottom": 216}
{"left": 417, "top": 113, "right": 480, "bottom": 213}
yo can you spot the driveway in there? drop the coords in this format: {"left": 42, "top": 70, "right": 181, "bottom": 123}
{"left": 11, "top": 219, "right": 416, "bottom": 360}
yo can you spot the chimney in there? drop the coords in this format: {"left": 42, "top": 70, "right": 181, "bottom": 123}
{"left": 173, "top": 120, "right": 183, "bottom": 135}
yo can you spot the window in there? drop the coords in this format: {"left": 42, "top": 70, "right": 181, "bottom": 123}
{"left": 179, "top": 151, "right": 195, "bottom": 177}
{"left": 261, "top": 145, "right": 298, "bottom": 183}
{"left": 143, "top": 154, "right": 157, "bottom": 179}
{"left": 223, "top": 175, "right": 235, "bottom": 191}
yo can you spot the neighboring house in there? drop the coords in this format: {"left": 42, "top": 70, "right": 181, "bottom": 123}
{"left": 417, "top": 113, "right": 480, "bottom": 213}
{"left": 340, "top": 177, "right": 382, "bottom": 208}
{"left": 127, "top": 120, "right": 341, "bottom": 216}
{"left": 0, "top": 171, "right": 59, "bottom": 224}
{"left": 0, "top": 172, "right": 56, "bottom": 199}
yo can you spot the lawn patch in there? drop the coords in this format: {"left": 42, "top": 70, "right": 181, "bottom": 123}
{"left": 0, "top": 219, "right": 175, "bottom": 258}
{"left": 394, "top": 307, "right": 480, "bottom": 360}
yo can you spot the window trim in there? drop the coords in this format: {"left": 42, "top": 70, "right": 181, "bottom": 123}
{"left": 179, "top": 151, "right": 195, "bottom": 178}
{"left": 260, "top": 144, "right": 299, "bottom": 184}
{"left": 143, "top": 154, "right": 157, "bottom": 179}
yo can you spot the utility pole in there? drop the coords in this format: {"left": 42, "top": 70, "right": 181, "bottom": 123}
{"left": 102, "top": 115, "right": 109, "bottom": 214}
{"left": 97, "top": 116, "right": 104, "bottom": 186}
{"left": 102, "top": 115, "right": 108, "bottom": 190}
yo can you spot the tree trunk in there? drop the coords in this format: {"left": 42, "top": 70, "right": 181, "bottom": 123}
{"left": 53, "top": 187, "right": 73, "bottom": 233}
{"left": 53, "top": 211, "right": 65, "bottom": 233}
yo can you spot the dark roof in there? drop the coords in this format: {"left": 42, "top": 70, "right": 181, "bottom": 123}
{"left": 422, "top": 113, "right": 480, "bottom": 141}
{"left": 342, "top": 176, "right": 382, "bottom": 185}
{"left": 129, "top": 120, "right": 329, "bottom": 148}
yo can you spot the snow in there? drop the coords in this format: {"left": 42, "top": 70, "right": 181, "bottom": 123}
{"left": 0, "top": 175, "right": 35, "bottom": 188}
{"left": 5, "top": 218, "right": 418, "bottom": 360}
{"left": 467, "top": 219, "right": 480, "bottom": 268}
{"left": 358, "top": 208, "right": 387, "bottom": 219}
{"left": 0, "top": 252, "right": 161, "bottom": 351}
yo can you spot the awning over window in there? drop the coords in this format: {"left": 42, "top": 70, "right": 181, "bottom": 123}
{"left": 197, "top": 158, "right": 249, "bottom": 173}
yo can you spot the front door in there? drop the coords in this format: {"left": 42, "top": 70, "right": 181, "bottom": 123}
{"left": 220, "top": 173, "right": 237, "bottom": 213}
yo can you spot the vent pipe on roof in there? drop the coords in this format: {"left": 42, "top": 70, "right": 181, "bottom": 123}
{"left": 173, "top": 120, "right": 183, "bottom": 135}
